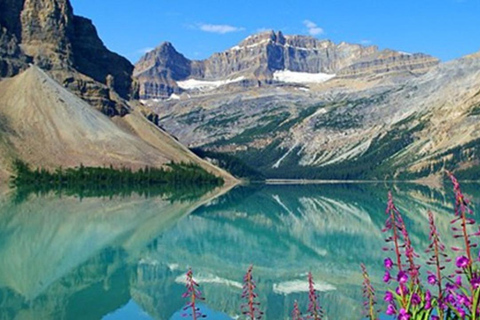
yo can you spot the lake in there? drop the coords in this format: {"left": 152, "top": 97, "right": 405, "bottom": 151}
{"left": 0, "top": 182, "right": 477, "bottom": 319}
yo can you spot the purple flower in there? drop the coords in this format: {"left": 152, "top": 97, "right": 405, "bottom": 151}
{"left": 399, "top": 308, "right": 411, "bottom": 320}
{"left": 395, "top": 285, "right": 409, "bottom": 296}
{"left": 384, "top": 291, "right": 393, "bottom": 302}
{"left": 427, "top": 274, "right": 437, "bottom": 285}
{"left": 384, "top": 257, "right": 393, "bottom": 270}
{"left": 471, "top": 276, "right": 480, "bottom": 289}
{"left": 432, "top": 317, "right": 440, "bottom": 320}
{"left": 425, "top": 290, "right": 432, "bottom": 310}
{"left": 397, "top": 271, "right": 408, "bottom": 284}
{"left": 386, "top": 304, "right": 396, "bottom": 315}
{"left": 456, "top": 275, "right": 462, "bottom": 287}
{"left": 456, "top": 255, "right": 470, "bottom": 268}
{"left": 425, "top": 299, "right": 432, "bottom": 310}
{"left": 383, "top": 271, "right": 391, "bottom": 283}
{"left": 447, "top": 294, "right": 456, "bottom": 304}
{"left": 411, "top": 293, "right": 421, "bottom": 306}
{"left": 457, "top": 306, "right": 466, "bottom": 317}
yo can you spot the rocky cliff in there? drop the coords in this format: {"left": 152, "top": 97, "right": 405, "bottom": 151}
{"left": 134, "top": 30, "right": 440, "bottom": 99}
{"left": 0, "top": 0, "right": 136, "bottom": 115}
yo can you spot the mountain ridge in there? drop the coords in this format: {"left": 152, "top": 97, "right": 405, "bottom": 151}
{"left": 139, "top": 47, "right": 480, "bottom": 180}
{"left": 134, "top": 30, "right": 440, "bottom": 99}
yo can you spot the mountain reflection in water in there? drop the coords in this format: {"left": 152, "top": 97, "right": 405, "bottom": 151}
{"left": 0, "top": 183, "right": 478, "bottom": 319}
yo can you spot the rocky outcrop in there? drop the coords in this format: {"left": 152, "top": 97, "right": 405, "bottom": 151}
{"left": 337, "top": 50, "right": 440, "bottom": 79}
{"left": 71, "top": 16, "right": 135, "bottom": 100}
{"left": 134, "top": 42, "right": 191, "bottom": 98}
{"left": 134, "top": 30, "right": 440, "bottom": 99}
{"left": 0, "top": 25, "right": 30, "bottom": 77}
{"left": 0, "top": 0, "right": 137, "bottom": 116}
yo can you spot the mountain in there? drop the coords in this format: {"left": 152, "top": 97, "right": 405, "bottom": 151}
{"left": 0, "top": 0, "right": 137, "bottom": 116}
{"left": 134, "top": 30, "right": 439, "bottom": 99}
{"left": 0, "top": 66, "right": 235, "bottom": 182}
{"left": 136, "top": 32, "right": 480, "bottom": 180}
{"left": 0, "top": 0, "right": 236, "bottom": 183}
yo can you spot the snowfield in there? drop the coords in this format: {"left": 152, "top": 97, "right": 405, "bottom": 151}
{"left": 177, "top": 76, "right": 245, "bottom": 91}
{"left": 273, "top": 70, "right": 336, "bottom": 84}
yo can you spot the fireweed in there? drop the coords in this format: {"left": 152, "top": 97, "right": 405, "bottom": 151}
{"left": 374, "top": 172, "right": 480, "bottom": 320}
{"left": 241, "top": 265, "right": 264, "bottom": 320}
{"left": 443, "top": 172, "right": 480, "bottom": 319}
{"left": 362, "top": 263, "right": 379, "bottom": 319}
{"left": 306, "top": 272, "right": 324, "bottom": 320}
{"left": 380, "top": 191, "right": 445, "bottom": 319}
{"left": 182, "top": 268, "right": 206, "bottom": 319}
{"left": 292, "top": 300, "right": 304, "bottom": 320}
{"left": 178, "top": 173, "right": 479, "bottom": 319}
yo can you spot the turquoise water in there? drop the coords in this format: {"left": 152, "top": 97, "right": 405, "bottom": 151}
{"left": 0, "top": 183, "right": 478, "bottom": 319}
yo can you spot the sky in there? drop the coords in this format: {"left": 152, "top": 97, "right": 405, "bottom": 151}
{"left": 70, "top": 0, "right": 480, "bottom": 64}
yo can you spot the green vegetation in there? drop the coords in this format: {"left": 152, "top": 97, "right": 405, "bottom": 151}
{"left": 10, "top": 160, "right": 224, "bottom": 202}
{"left": 469, "top": 102, "right": 480, "bottom": 116}
{"left": 232, "top": 120, "right": 427, "bottom": 180}
{"left": 190, "top": 148, "right": 265, "bottom": 181}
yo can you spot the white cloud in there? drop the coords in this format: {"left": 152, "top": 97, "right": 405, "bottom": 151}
{"left": 198, "top": 23, "right": 245, "bottom": 34}
{"left": 360, "top": 39, "right": 372, "bottom": 45}
{"left": 137, "top": 47, "right": 154, "bottom": 54}
{"left": 303, "top": 20, "right": 324, "bottom": 36}
{"left": 256, "top": 27, "right": 272, "bottom": 34}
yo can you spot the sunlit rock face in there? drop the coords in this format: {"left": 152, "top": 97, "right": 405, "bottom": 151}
{"left": 141, "top": 51, "right": 480, "bottom": 180}
{"left": 0, "top": 0, "right": 136, "bottom": 115}
{"left": 134, "top": 30, "right": 438, "bottom": 99}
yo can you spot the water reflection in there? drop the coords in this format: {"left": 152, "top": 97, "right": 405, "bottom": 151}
{"left": 0, "top": 183, "right": 478, "bottom": 319}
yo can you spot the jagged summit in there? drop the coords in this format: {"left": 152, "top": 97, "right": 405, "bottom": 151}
{"left": 0, "top": 0, "right": 136, "bottom": 115}
{"left": 134, "top": 31, "right": 440, "bottom": 99}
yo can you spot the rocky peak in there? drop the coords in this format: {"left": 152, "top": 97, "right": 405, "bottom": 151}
{"left": 134, "top": 31, "right": 441, "bottom": 99}
{"left": 20, "top": 0, "right": 75, "bottom": 70}
{"left": 0, "top": 0, "right": 138, "bottom": 116}
{"left": 236, "top": 30, "right": 286, "bottom": 48}
{"left": 134, "top": 41, "right": 191, "bottom": 80}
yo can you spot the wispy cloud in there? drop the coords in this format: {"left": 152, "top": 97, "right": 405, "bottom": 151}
{"left": 360, "top": 39, "right": 372, "bottom": 45}
{"left": 303, "top": 20, "right": 324, "bottom": 36}
{"left": 198, "top": 23, "right": 245, "bottom": 34}
{"left": 137, "top": 47, "right": 154, "bottom": 54}
{"left": 256, "top": 27, "right": 273, "bottom": 34}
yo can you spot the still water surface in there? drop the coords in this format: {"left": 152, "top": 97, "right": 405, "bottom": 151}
{"left": 0, "top": 183, "right": 478, "bottom": 319}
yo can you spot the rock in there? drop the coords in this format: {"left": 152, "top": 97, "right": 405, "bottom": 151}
{"left": 134, "top": 30, "right": 440, "bottom": 99}
{"left": 0, "top": 0, "right": 137, "bottom": 116}
{"left": 0, "top": 26, "right": 30, "bottom": 77}
{"left": 134, "top": 42, "right": 191, "bottom": 98}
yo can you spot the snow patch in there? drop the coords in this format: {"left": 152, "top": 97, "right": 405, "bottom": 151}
{"left": 273, "top": 70, "right": 335, "bottom": 84}
{"left": 177, "top": 77, "right": 245, "bottom": 91}
{"left": 296, "top": 87, "right": 310, "bottom": 92}
{"left": 167, "top": 94, "right": 181, "bottom": 101}
{"left": 229, "top": 39, "right": 270, "bottom": 51}
{"left": 273, "top": 279, "right": 336, "bottom": 295}
{"left": 175, "top": 274, "right": 242, "bottom": 289}
{"left": 272, "top": 143, "right": 298, "bottom": 169}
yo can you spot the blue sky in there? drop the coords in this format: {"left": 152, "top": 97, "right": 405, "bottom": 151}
{"left": 70, "top": 0, "right": 480, "bottom": 63}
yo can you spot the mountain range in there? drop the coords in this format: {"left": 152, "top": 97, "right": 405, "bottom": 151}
{"left": 134, "top": 30, "right": 440, "bottom": 99}
{"left": 135, "top": 32, "right": 480, "bottom": 180}
{"left": 0, "top": 0, "right": 478, "bottom": 182}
